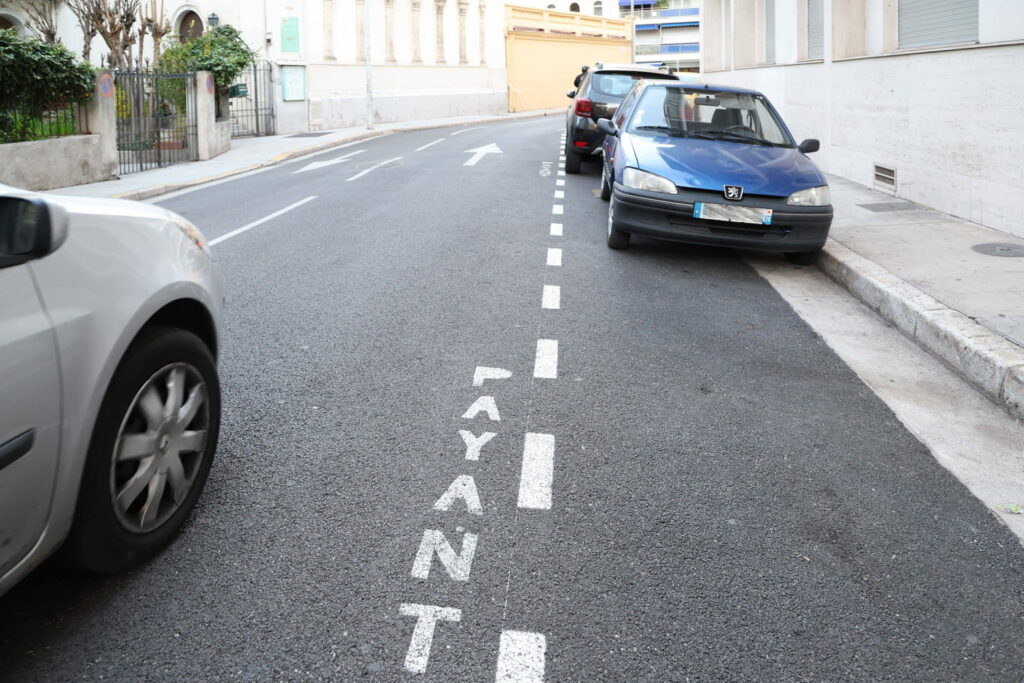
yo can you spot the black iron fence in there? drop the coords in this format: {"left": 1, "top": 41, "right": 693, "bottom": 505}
{"left": 229, "top": 61, "right": 275, "bottom": 138}
{"left": 0, "top": 104, "right": 84, "bottom": 144}
{"left": 114, "top": 69, "right": 198, "bottom": 175}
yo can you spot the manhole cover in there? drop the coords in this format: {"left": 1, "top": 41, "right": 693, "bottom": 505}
{"left": 287, "top": 132, "right": 333, "bottom": 138}
{"left": 971, "top": 242, "right": 1024, "bottom": 257}
{"left": 858, "top": 201, "right": 915, "bottom": 212}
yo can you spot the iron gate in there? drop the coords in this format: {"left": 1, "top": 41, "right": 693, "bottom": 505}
{"left": 114, "top": 70, "right": 198, "bottom": 175}
{"left": 229, "top": 61, "right": 275, "bottom": 137}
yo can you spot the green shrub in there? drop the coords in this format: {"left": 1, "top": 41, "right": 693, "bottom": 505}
{"left": 160, "top": 25, "right": 256, "bottom": 91}
{"left": 0, "top": 28, "right": 94, "bottom": 142}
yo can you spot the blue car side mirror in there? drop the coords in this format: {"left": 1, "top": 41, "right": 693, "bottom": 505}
{"left": 798, "top": 139, "right": 820, "bottom": 154}
{"left": 597, "top": 119, "right": 618, "bottom": 137}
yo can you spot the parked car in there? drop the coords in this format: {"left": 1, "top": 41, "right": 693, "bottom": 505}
{"left": 597, "top": 81, "right": 832, "bottom": 265}
{"left": 564, "top": 63, "right": 678, "bottom": 174}
{"left": 0, "top": 184, "right": 223, "bottom": 596}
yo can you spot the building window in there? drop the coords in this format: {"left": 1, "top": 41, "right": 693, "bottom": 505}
{"left": 569, "top": 2, "right": 580, "bottom": 12}
{"left": 547, "top": 3, "right": 555, "bottom": 8}
{"left": 178, "top": 10, "right": 204, "bottom": 42}
{"left": 0, "top": 13, "right": 20, "bottom": 30}
{"left": 593, "top": 1, "right": 603, "bottom": 16}
{"left": 898, "top": 0, "right": 978, "bottom": 49}
{"left": 765, "top": 0, "right": 775, "bottom": 64}
{"left": 806, "top": 0, "right": 823, "bottom": 59}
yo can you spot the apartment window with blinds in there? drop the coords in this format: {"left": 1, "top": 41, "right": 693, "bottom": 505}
{"left": 899, "top": 0, "right": 978, "bottom": 49}
{"left": 765, "top": 0, "right": 775, "bottom": 64}
{"left": 806, "top": 0, "right": 823, "bottom": 59}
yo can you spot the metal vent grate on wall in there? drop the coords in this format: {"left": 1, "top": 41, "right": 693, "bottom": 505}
{"left": 874, "top": 164, "right": 897, "bottom": 194}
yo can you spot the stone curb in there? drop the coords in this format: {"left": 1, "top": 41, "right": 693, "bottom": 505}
{"left": 818, "top": 239, "right": 1024, "bottom": 422}
{"left": 110, "top": 109, "right": 561, "bottom": 202}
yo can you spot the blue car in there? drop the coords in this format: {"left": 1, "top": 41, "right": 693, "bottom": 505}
{"left": 597, "top": 81, "right": 832, "bottom": 265}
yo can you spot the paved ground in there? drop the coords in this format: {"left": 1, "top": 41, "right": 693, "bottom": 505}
{"left": 3, "top": 118, "right": 1023, "bottom": 681}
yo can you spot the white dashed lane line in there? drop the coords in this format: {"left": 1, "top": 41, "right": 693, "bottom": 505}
{"left": 546, "top": 248, "right": 562, "bottom": 266}
{"left": 209, "top": 196, "right": 318, "bottom": 246}
{"left": 549, "top": 222, "right": 563, "bottom": 236}
{"left": 415, "top": 138, "right": 445, "bottom": 152}
{"left": 552, "top": 204, "right": 563, "bottom": 215}
{"left": 518, "top": 433, "right": 556, "bottom": 509}
{"left": 533, "top": 339, "right": 558, "bottom": 379}
{"left": 556, "top": 179, "right": 565, "bottom": 186}
{"left": 346, "top": 156, "right": 403, "bottom": 182}
{"left": 496, "top": 630, "right": 547, "bottom": 682}
{"left": 554, "top": 190, "right": 564, "bottom": 199}
{"left": 541, "top": 285, "right": 560, "bottom": 310}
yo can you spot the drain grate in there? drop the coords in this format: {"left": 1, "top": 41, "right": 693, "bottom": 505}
{"left": 287, "top": 132, "right": 333, "bottom": 138}
{"left": 971, "top": 242, "right": 1024, "bottom": 257}
{"left": 858, "top": 201, "right": 916, "bottom": 212}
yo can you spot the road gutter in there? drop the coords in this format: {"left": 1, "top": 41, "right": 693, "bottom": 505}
{"left": 818, "top": 239, "right": 1024, "bottom": 422}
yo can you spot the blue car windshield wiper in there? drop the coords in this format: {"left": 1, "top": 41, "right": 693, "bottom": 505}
{"left": 692, "top": 130, "right": 779, "bottom": 146}
{"left": 632, "top": 125, "right": 689, "bottom": 137}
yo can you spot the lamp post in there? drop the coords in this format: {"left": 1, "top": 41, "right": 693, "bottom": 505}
{"left": 207, "top": 12, "right": 219, "bottom": 28}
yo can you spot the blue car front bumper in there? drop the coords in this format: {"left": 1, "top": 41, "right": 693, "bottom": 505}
{"left": 611, "top": 184, "right": 832, "bottom": 253}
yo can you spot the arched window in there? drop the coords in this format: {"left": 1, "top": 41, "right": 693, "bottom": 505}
{"left": 178, "top": 10, "right": 204, "bottom": 42}
{"left": 569, "top": 2, "right": 580, "bottom": 11}
{"left": 0, "top": 13, "right": 21, "bottom": 30}
{"left": 546, "top": 3, "right": 556, "bottom": 8}
{"left": 593, "top": 1, "right": 603, "bottom": 15}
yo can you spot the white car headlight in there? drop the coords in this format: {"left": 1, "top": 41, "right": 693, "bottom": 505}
{"left": 169, "top": 213, "right": 208, "bottom": 251}
{"left": 786, "top": 186, "right": 831, "bottom": 206}
{"left": 622, "top": 167, "right": 677, "bottom": 195}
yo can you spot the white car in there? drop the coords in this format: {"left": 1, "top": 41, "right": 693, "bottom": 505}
{"left": 0, "top": 184, "right": 223, "bottom": 596}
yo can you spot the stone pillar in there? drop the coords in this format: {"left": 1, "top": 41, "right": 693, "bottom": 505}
{"left": 384, "top": 0, "right": 396, "bottom": 63}
{"left": 435, "top": 0, "right": 446, "bottom": 64}
{"left": 458, "top": 1, "right": 469, "bottom": 65}
{"left": 478, "top": 0, "right": 486, "bottom": 65}
{"left": 355, "top": 0, "right": 366, "bottom": 63}
{"left": 411, "top": 0, "right": 422, "bottom": 63}
{"left": 81, "top": 69, "right": 118, "bottom": 181}
{"left": 323, "top": 0, "right": 336, "bottom": 60}
{"left": 195, "top": 71, "right": 218, "bottom": 161}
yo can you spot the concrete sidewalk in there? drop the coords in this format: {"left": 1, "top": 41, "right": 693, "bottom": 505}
{"left": 818, "top": 175, "right": 1024, "bottom": 422}
{"left": 50, "top": 108, "right": 562, "bottom": 201}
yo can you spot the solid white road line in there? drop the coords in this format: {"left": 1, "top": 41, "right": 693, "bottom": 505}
{"left": 518, "top": 432, "right": 555, "bottom": 508}
{"left": 541, "top": 285, "right": 560, "bottom": 310}
{"left": 552, "top": 204, "right": 563, "bottom": 215}
{"left": 533, "top": 339, "right": 558, "bottom": 379}
{"left": 346, "top": 156, "right": 403, "bottom": 181}
{"left": 556, "top": 179, "right": 565, "bottom": 186}
{"left": 554, "top": 190, "right": 564, "bottom": 199}
{"left": 450, "top": 126, "right": 484, "bottom": 136}
{"left": 496, "top": 630, "right": 547, "bottom": 682}
{"left": 549, "top": 222, "right": 563, "bottom": 236}
{"left": 546, "top": 248, "right": 562, "bottom": 266}
{"left": 208, "top": 196, "right": 318, "bottom": 246}
{"left": 415, "top": 138, "right": 445, "bottom": 152}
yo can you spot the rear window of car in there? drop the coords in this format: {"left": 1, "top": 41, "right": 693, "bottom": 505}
{"left": 589, "top": 72, "right": 673, "bottom": 98}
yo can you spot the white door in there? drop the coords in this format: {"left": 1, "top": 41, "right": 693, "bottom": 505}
{"left": 0, "top": 265, "right": 61, "bottom": 577}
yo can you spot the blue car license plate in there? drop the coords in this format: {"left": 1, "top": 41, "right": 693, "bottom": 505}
{"left": 693, "top": 202, "right": 773, "bottom": 226}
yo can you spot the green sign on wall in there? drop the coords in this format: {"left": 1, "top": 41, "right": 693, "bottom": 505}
{"left": 281, "top": 17, "right": 300, "bottom": 53}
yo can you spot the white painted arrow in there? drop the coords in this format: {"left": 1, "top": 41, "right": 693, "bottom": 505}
{"left": 463, "top": 143, "right": 502, "bottom": 167}
{"left": 293, "top": 149, "right": 365, "bottom": 174}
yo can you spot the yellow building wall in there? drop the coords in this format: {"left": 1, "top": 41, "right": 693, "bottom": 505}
{"left": 505, "top": 5, "right": 634, "bottom": 113}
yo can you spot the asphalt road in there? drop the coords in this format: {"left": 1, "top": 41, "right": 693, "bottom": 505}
{"left": 2, "top": 118, "right": 1023, "bottom": 681}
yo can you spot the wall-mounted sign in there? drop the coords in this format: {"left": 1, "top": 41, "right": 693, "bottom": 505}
{"left": 281, "top": 17, "right": 300, "bottom": 53}
{"left": 280, "top": 65, "right": 306, "bottom": 101}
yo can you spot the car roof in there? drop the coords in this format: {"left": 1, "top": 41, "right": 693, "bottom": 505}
{"left": 635, "top": 80, "right": 763, "bottom": 96}
{"left": 593, "top": 62, "right": 673, "bottom": 75}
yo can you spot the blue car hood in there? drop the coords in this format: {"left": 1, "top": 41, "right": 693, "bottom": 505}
{"left": 627, "top": 134, "right": 826, "bottom": 198}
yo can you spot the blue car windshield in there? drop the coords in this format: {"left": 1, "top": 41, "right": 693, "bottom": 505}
{"left": 627, "top": 86, "right": 795, "bottom": 147}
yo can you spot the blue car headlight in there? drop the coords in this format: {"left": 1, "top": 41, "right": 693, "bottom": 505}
{"left": 623, "top": 167, "right": 677, "bottom": 195}
{"left": 787, "top": 186, "right": 831, "bottom": 206}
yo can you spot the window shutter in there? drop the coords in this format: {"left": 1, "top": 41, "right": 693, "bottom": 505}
{"left": 806, "top": 0, "right": 824, "bottom": 59}
{"left": 898, "top": 0, "right": 978, "bottom": 49}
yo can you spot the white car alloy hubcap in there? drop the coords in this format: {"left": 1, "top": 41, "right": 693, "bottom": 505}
{"left": 111, "top": 362, "right": 209, "bottom": 533}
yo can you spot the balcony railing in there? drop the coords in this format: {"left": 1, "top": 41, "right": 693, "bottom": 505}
{"left": 620, "top": 7, "right": 700, "bottom": 20}
{"left": 635, "top": 42, "right": 700, "bottom": 55}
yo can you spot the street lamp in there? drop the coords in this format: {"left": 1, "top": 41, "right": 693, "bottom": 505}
{"left": 207, "top": 12, "right": 219, "bottom": 28}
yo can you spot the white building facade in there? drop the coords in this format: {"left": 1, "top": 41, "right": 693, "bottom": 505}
{"left": 0, "top": 1, "right": 508, "bottom": 133}
{"left": 702, "top": 0, "right": 1024, "bottom": 238}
